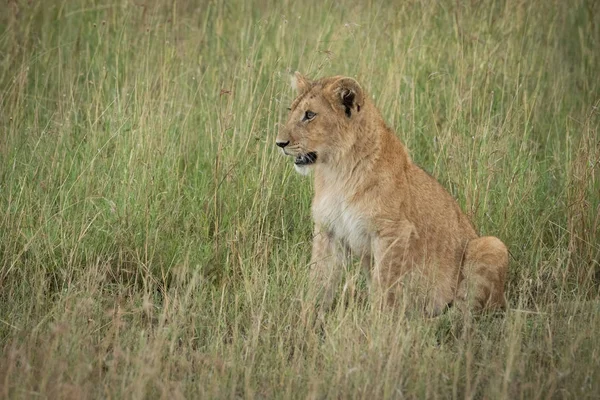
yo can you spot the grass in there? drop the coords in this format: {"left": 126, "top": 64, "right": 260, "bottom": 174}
{"left": 1, "top": 0, "right": 599, "bottom": 398}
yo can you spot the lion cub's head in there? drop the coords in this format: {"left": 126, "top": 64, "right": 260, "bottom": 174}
{"left": 276, "top": 72, "right": 364, "bottom": 175}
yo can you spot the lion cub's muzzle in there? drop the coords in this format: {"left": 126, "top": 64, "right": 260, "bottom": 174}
{"left": 294, "top": 152, "right": 317, "bottom": 166}
{"left": 275, "top": 139, "right": 318, "bottom": 166}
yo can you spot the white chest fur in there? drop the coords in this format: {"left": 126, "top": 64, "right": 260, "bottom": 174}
{"left": 312, "top": 188, "right": 371, "bottom": 256}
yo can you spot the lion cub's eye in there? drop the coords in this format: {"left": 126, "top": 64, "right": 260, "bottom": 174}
{"left": 303, "top": 110, "right": 317, "bottom": 121}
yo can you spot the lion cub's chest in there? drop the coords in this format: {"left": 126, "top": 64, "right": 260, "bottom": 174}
{"left": 313, "top": 189, "right": 371, "bottom": 256}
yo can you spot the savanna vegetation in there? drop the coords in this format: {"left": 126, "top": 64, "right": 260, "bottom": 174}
{"left": 1, "top": 0, "right": 599, "bottom": 398}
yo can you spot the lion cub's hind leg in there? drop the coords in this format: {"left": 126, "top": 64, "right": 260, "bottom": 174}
{"left": 457, "top": 236, "right": 508, "bottom": 311}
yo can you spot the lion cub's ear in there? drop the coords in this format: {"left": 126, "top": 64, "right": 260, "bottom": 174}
{"left": 291, "top": 71, "right": 311, "bottom": 93}
{"left": 328, "top": 77, "right": 363, "bottom": 118}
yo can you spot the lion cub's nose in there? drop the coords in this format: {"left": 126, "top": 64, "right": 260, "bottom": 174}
{"left": 276, "top": 140, "right": 290, "bottom": 148}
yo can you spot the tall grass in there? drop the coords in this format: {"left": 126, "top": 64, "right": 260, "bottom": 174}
{"left": 1, "top": 0, "right": 599, "bottom": 398}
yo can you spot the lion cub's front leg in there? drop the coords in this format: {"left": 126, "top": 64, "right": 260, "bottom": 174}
{"left": 370, "top": 221, "right": 417, "bottom": 309}
{"left": 308, "top": 224, "right": 346, "bottom": 311}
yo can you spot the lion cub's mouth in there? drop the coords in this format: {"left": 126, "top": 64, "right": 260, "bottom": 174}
{"left": 294, "top": 152, "right": 317, "bottom": 166}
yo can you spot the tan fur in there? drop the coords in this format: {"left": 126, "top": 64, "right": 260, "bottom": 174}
{"left": 277, "top": 73, "right": 508, "bottom": 315}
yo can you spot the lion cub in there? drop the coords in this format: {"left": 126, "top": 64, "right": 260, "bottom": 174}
{"left": 276, "top": 73, "right": 508, "bottom": 315}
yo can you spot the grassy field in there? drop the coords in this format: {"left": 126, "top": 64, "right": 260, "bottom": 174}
{"left": 1, "top": 0, "right": 599, "bottom": 398}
